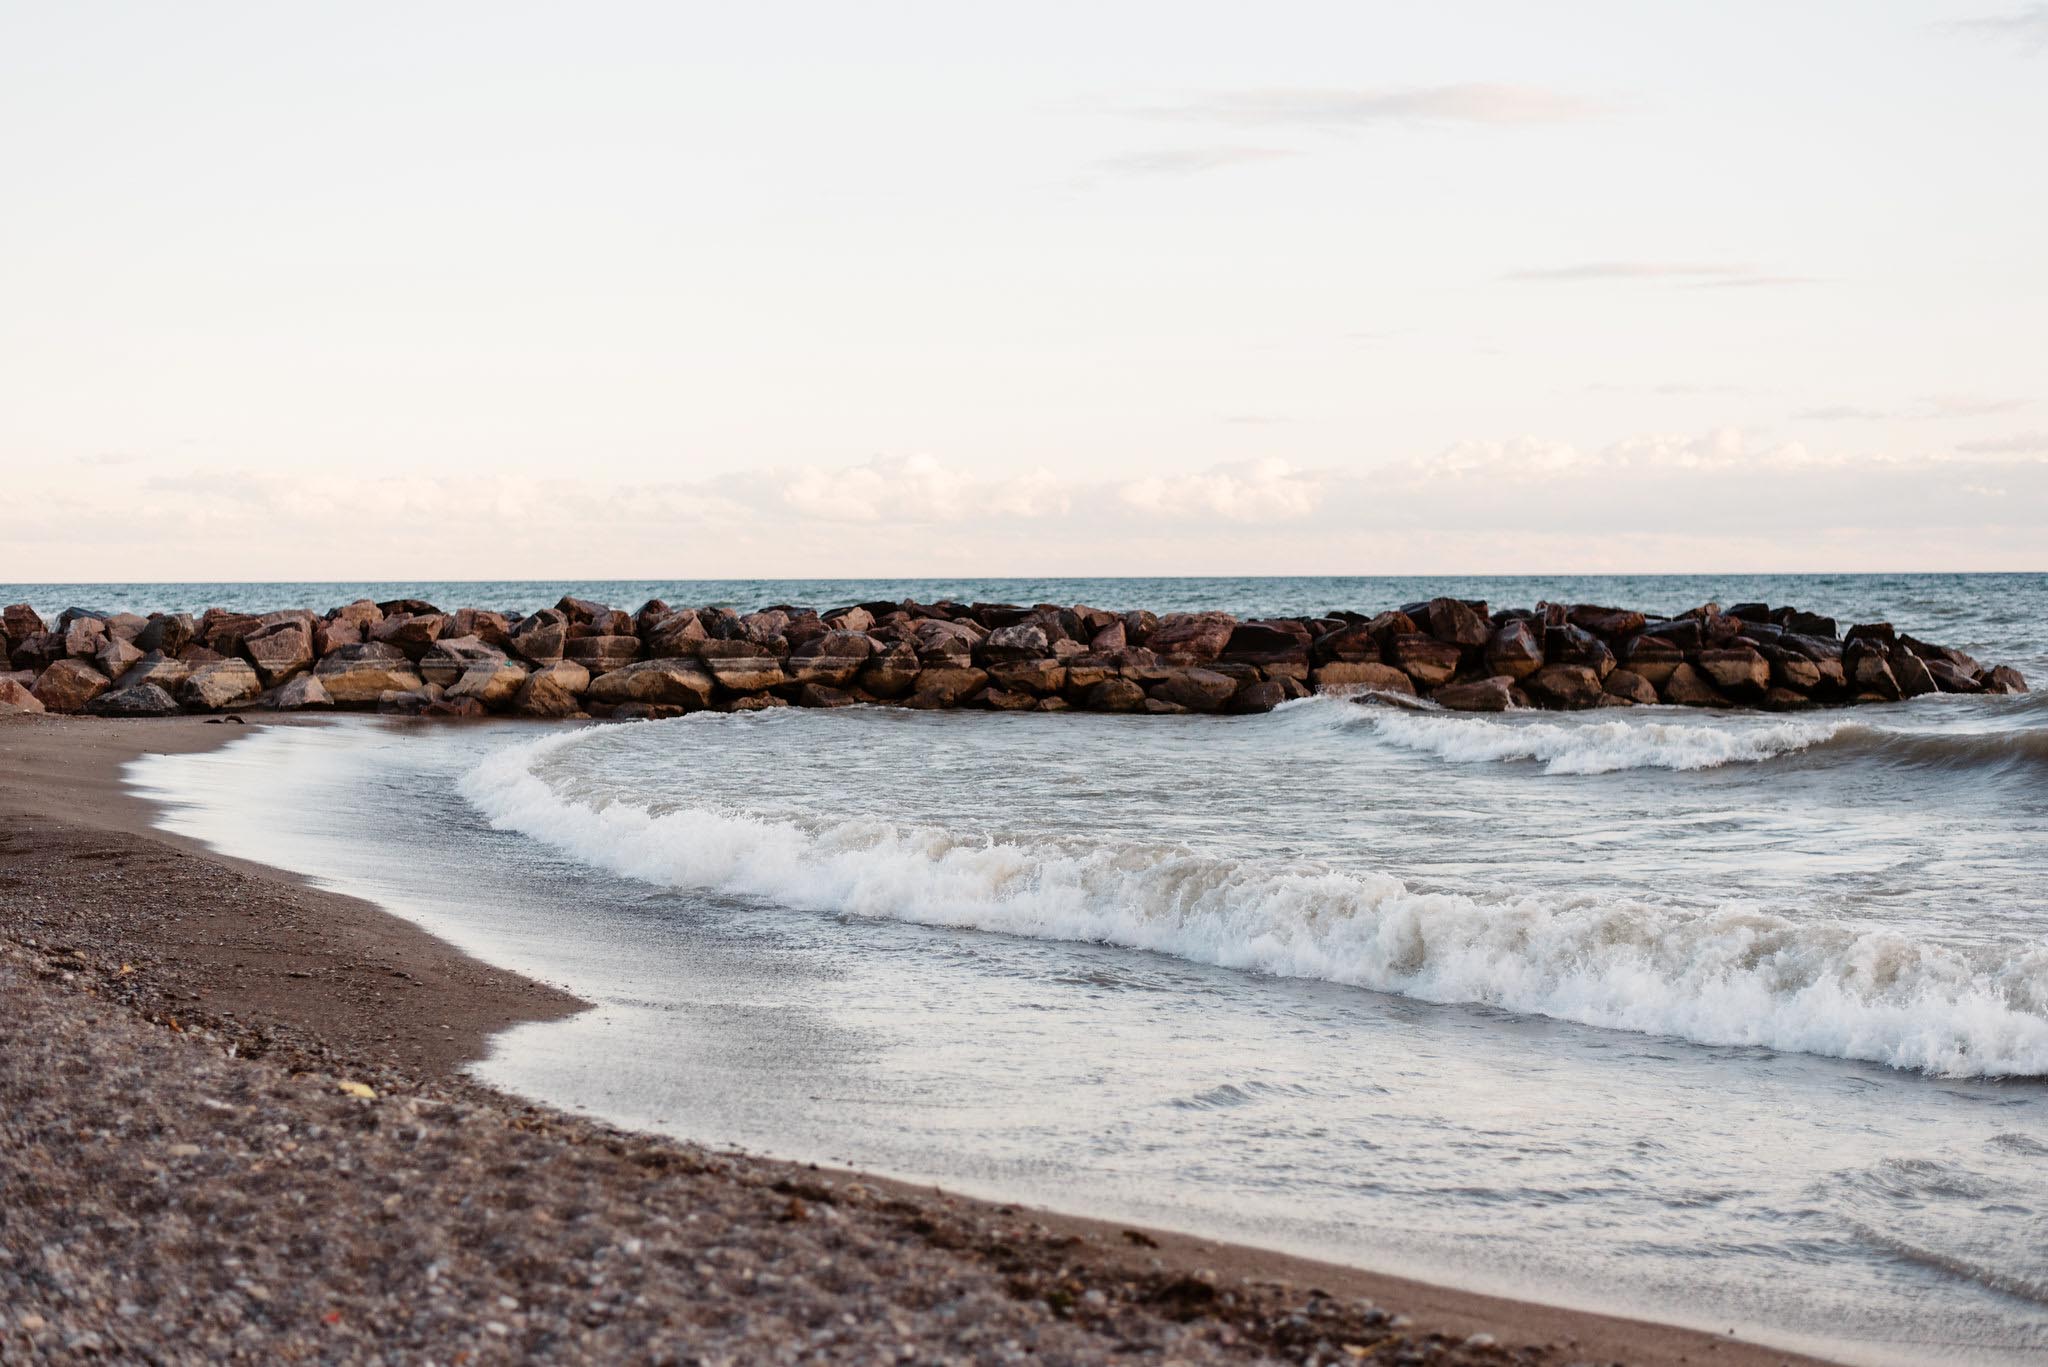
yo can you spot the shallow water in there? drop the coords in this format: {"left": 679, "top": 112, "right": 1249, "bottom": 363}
{"left": 108, "top": 573, "right": 2048, "bottom": 1365}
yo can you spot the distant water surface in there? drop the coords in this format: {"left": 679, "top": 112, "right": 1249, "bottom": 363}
{"left": 102, "top": 574, "right": 2048, "bottom": 1366}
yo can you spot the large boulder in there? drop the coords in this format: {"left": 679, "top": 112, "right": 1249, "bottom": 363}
{"left": 585, "top": 659, "right": 716, "bottom": 710}
{"left": 858, "top": 644, "right": 922, "bottom": 699}
{"left": 315, "top": 643, "right": 427, "bottom": 704}
{"left": 61, "top": 616, "right": 107, "bottom": 660}
{"left": 2, "top": 604, "right": 44, "bottom": 643}
{"left": 905, "top": 667, "right": 988, "bottom": 709}
{"left": 1309, "top": 661, "right": 1415, "bottom": 695}
{"left": 1618, "top": 635, "right": 1685, "bottom": 687}
{"left": 1661, "top": 662, "right": 1729, "bottom": 707}
{"left": 95, "top": 636, "right": 144, "bottom": 681}
{"left": 1482, "top": 621, "right": 1544, "bottom": 680}
{"left": 115, "top": 651, "right": 192, "bottom": 694}
{"left": 1543, "top": 624, "right": 1615, "bottom": 678}
{"left": 86, "top": 681, "right": 181, "bottom": 718}
{"left": 1889, "top": 648, "right": 1938, "bottom": 699}
{"left": 179, "top": 659, "right": 263, "bottom": 711}
{"left": 1984, "top": 665, "right": 2029, "bottom": 694}
{"left": 1386, "top": 634, "right": 1462, "bottom": 688}
{"left": 564, "top": 635, "right": 641, "bottom": 672}
{"left": 31, "top": 659, "right": 112, "bottom": 713}
{"left": 1566, "top": 605, "right": 1647, "bottom": 640}
{"left": 1147, "top": 667, "right": 1238, "bottom": 713}
{"left": 1434, "top": 676, "right": 1518, "bottom": 712}
{"left": 1229, "top": 677, "right": 1310, "bottom": 713}
{"left": 509, "top": 610, "right": 569, "bottom": 665}
{"left": 1416, "top": 598, "right": 1490, "bottom": 649}
{"left": 977, "top": 623, "right": 1051, "bottom": 665}
{"left": 243, "top": 620, "right": 315, "bottom": 686}
{"left": 986, "top": 659, "right": 1066, "bottom": 696}
{"left": 1602, "top": 669, "right": 1659, "bottom": 705}
{"left": 1080, "top": 677, "right": 1146, "bottom": 713}
{"left": 1526, "top": 663, "right": 1605, "bottom": 709}
{"left": 1147, "top": 613, "right": 1236, "bottom": 664}
{"left": 0, "top": 678, "right": 47, "bottom": 714}
{"left": 1696, "top": 646, "right": 1770, "bottom": 698}
{"left": 1843, "top": 640, "right": 1901, "bottom": 701}
{"left": 133, "top": 613, "right": 194, "bottom": 655}
{"left": 512, "top": 668, "right": 587, "bottom": 719}
{"left": 269, "top": 675, "right": 334, "bottom": 710}
{"left": 419, "top": 636, "right": 508, "bottom": 687}
{"left": 369, "top": 613, "right": 447, "bottom": 659}
{"left": 446, "top": 660, "right": 530, "bottom": 709}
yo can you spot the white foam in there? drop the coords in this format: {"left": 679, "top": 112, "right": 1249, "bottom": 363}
{"left": 460, "top": 730, "right": 2048, "bottom": 1079}
{"left": 1356, "top": 710, "right": 1855, "bottom": 775}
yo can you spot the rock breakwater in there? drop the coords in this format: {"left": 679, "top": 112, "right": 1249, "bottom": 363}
{"left": 0, "top": 594, "right": 2028, "bottom": 720}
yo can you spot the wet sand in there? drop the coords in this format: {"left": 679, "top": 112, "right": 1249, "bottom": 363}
{"left": 0, "top": 713, "right": 1832, "bottom": 1364}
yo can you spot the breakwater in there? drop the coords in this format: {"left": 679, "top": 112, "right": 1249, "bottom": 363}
{"left": 0, "top": 594, "right": 2029, "bottom": 719}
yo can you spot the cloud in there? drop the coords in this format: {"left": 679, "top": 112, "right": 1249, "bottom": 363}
{"left": 1117, "top": 458, "right": 1328, "bottom": 521}
{"left": 1946, "top": 5, "right": 2048, "bottom": 50}
{"left": 1958, "top": 431, "right": 2048, "bottom": 454}
{"left": 775, "top": 454, "right": 1071, "bottom": 523}
{"left": 1506, "top": 262, "right": 1813, "bottom": 288}
{"left": 1793, "top": 396, "right": 2032, "bottom": 423}
{"left": 1795, "top": 405, "right": 1890, "bottom": 422}
{"left": 1922, "top": 393, "right": 2030, "bottom": 418}
{"left": 70, "top": 452, "right": 141, "bottom": 466}
{"left": 1084, "top": 146, "right": 1293, "bottom": 179}
{"left": 1137, "top": 84, "right": 1613, "bottom": 129}
{"left": 1402, "top": 427, "right": 1851, "bottom": 485}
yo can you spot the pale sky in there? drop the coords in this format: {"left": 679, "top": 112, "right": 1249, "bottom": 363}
{"left": 4, "top": 1, "right": 2045, "bottom": 578}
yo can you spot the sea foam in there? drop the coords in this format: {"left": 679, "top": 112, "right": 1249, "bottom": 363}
{"left": 460, "top": 729, "right": 2048, "bottom": 1078}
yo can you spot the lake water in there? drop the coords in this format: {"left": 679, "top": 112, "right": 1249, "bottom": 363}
{"left": 99, "top": 574, "right": 2047, "bottom": 1366}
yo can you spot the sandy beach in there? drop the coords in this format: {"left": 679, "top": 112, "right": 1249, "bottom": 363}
{"left": 0, "top": 712, "right": 1836, "bottom": 1365}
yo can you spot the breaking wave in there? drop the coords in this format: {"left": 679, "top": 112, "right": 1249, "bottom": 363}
{"left": 460, "top": 730, "right": 2048, "bottom": 1078}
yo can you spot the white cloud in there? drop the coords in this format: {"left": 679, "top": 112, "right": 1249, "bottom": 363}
{"left": 1117, "top": 458, "right": 1327, "bottom": 521}
{"left": 1947, "top": 5, "right": 2048, "bottom": 51}
{"left": 1138, "top": 84, "right": 1613, "bottom": 129}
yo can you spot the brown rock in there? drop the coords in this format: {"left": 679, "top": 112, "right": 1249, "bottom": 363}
{"left": 62, "top": 616, "right": 107, "bottom": 659}
{"left": 133, "top": 614, "right": 194, "bottom": 655}
{"left": 1419, "top": 597, "right": 1491, "bottom": 649}
{"left": 243, "top": 620, "right": 315, "bottom": 686}
{"left": 1766, "top": 652, "right": 1822, "bottom": 693}
{"left": 1527, "top": 663, "right": 1605, "bottom": 709}
{"left": 419, "top": 636, "right": 508, "bottom": 687}
{"left": 977, "top": 623, "right": 1051, "bottom": 664}
{"left": 1983, "top": 665, "right": 2029, "bottom": 694}
{"left": 178, "top": 660, "right": 263, "bottom": 711}
{"left": 1387, "top": 634, "right": 1462, "bottom": 688}
{"left": 369, "top": 613, "right": 447, "bottom": 659}
{"left": 0, "top": 677, "right": 47, "bottom": 714}
{"left": 95, "top": 636, "right": 144, "bottom": 681}
{"left": 1543, "top": 624, "right": 1616, "bottom": 678}
{"left": 1661, "top": 662, "right": 1729, "bottom": 707}
{"left": 858, "top": 645, "right": 922, "bottom": 699}
{"left": 1082, "top": 677, "right": 1147, "bottom": 712}
{"left": 315, "top": 644, "right": 428, "bottom": 704}
{"left": 85, "top": 681, "right": 180, "bottom": 718}
{"left": 987, "top": 660, "right": 1066, "bottom": 696}
{"left": 1088, "top": 621, "right": 1127, "bottom": 653}
{"left": 510, "top": 610, "right": 569, "bottom": 665}
{"left": 332, "top": 599, "right": 383, "bottom": 629}
{"left": 1844, "top": 641, "right": 1901, "bottom": 701}
{"left": 315, "top": 619, "right": 363, "bottom": 655}
{"left": 447, "top": 660, "right": 530, "bottom": 709}
{"left": 1696, "top": 646, "right": 1770, "bottom": 697}
{"left": 1227, "top": 680, "right": 1290, "bottom": 713}
{"left": 905, "top": 667, "right": 989, "bottom": 709}
{"left": 702, "top": 652, "right": 788, "bottom": 694}
{"left": 513, "top": 672, "right": 585, "bottom": 719}
{"left": 978, "top": 687, "right": 1040, "bottom": 711}
{"left": 1924, "top": 660, "right": 1983, "bottom": 694}
{"left": 1761, "top": 687, "right": 1815, "bottom": 711}
{"left": 1602, "top": 668, "right": 1658, "bottom": 705}
{"left": 2, "top": 604, "right": 44, "bottom": 643}
{"left": 1434, "top": 676, "right": 1517, "bottom": 712}
{"left": 1568, "top": 605, "right": 1648, "bottom": 639}
{"left": 1147, "top": 613, "right": 1237, "bottom": 664}
{"left": 824, "top": 606, "right": 876, "bottom": 634}
{"left": 1482, "top": 621, "right": 1544, "bottom": 680}
{"left": 564, "top": 635, "right": 641, "bottom": 672}
{"left": 269, "top": 674, "right": 334, "bottom": 710}
{"left": 586, "top": 659, "right": 717, "bottom": 710}
{"left": 1889, "top": 648, "right": 1938, "bottom": 699}
{"left": 115, "top": 652, "right": 192, "bottom": 694}
{"left": 1146, "top": 667, "right": 1238, "bottom": 713}
{"left": 796, "top": 683, "right": 860, "bottom": 708}
{"left": 31, "top": 659, "right": 112, "bottom": 713}
{"left": 1309, "top": 661, "right": 1416, "bottom": 695}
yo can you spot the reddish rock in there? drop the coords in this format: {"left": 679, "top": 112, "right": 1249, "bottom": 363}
{"left": 419, "top": 636, "right": 508, "bottom": 687}
{"left": 31, "top": 659, "right": 112, "bottom": 713}
{"left": 447, "top": 660, "right": 530, "bottom": 708}
{"left": 1434, "top": 677, "right": 1517, "bottom": 712}
{"left": 1619, "top": 635, "right": 1684, "bottom": 687}
{"left": 977, "top": 687, "right": 1040, "bottom": 711}
{"left": 1088, "top": 621, "right": 1127, "bottom": 653}
{"left": 315, "top": 619, "right": 363, "bottom": 655}
{"left": 987, "top": 660, "right": 1066, "bottom": 696}
{"left": 1567, "top": 605, "right": 1647, "bottom": 639}
{"left": 178, "top": 660, "right": 263, "bottom": 711}
{"left": 0, "top": 678, "right": 47, "bottom": 714}
{"left": 1386, "top": 634, "right": 1462, "bottom": 688}
{"left": 1602, "top": 669, "right": 1658, "bottom": 705}
{"left": 1081, "top": 677, "right": 1146, "bottom": 713}
{"left": 1417, "top": 598, "right": 1491, "bottom": 649}
{"left": 1147, "top": 613, "right": 1237, "bottom": 664}
{"left": 1764, "top": 650, "right": 1822, "bottom": 693}
{"left": 370, "top": 613, "right": 447, "bottom": 659}
{"left": 96, "top": 636, "right": 144, "bottom": 681}
{"left": 1527, "top": 663, "right": 1606, "bottom": 709}
{"left": 905, "top": 667, "right": 989, "bottom": 709}
{"left": 1983, "top": 665, "right": 2029, "bottom": 694}
{"left": 133, "top": 614, "right": 194, "bottom": 655}
{"left": 585, "top": 659, "right": 717, "bottom": 710}
{"left": 825, "top": 606, "right": 876, "bottom": 634}
{"left": 1146, "top": 667, "right": 1238, "bottom": 713}
{"left": 62, "top": 616, "right": 107, "bottom": 659}
{"left": 1661, "top": 663, "right": 1729, "bottom": 708}
{"left": 1761, "top": 687, "right": 1816, "bottom": 711}
{"left": 506, "top": 610, "right": 569, "bottom": 664}
{"left": 1844, "top": 641, "right": 1902, "bottom": 701}
{"left": 795, "top": 683, "right": 859, "bottom": 708}
{"left": 1483, "top": 621, "right": 1544, "bottom": 680}
{"left": 269, "top": 674, "right": 334, "bottom": 710}
{"left": 2, "top": 604, "right": 44, "bottom": 643}
{"left": 858, "top": 645, "right": 922, "bottom": 699}
{"left": 1696, "top": 646, "right": 1770, "bottom": 697}
{"left": 243, "top": 620, "right": 315, "bottom": 686}
{"left": 315, "top": 644, "right": 427, "bottom": 704}
{"left": 555, "top": 596, "right": 608, "bottom": 625}
{"left": 513, "top": 672, "right": 584, "bottom": 719}
{"left": 564, "top": 635, "right": 641, "bottom": 672}
{"left": 332, "top": 599, "right": 383, "bottom": 629}
{"left": 1309, "top": 661, "right": 1416, "bottom": 695}
{"left": 1889, "top": 648, "right": 1938, "bottom": 699}
{"left": 1543, "top": 624, "right": 1616, "bottom": 678}
{"left": 114, "top": 652, "right": 191, "bottom": 694}
{"left": 1923, "top": 659, "right": 1982, "bottom": 694}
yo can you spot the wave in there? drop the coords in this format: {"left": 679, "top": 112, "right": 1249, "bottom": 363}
{"left": 1309, "top": 700, "right": 2048, "bottom": 778}
{"left": 460, "top": 729, "right": 2048, "bottom": 1078}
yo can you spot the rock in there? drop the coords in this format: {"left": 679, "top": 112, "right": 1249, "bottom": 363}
{"left": 509, "top": 610, "right": 569, "bottom": 664}
{"left": 419, "top": 636, "right": 508, "bottom": 687}
{"left": 1543, "top": 624, "right": 1615, "bottom": 678}
{"left": 1227, "top": 680, "right": 1290, "bottom": 713}
{"left": 1844, "top": 622, "right": 1896, "bottom": 647}
{"left": 986, "top": 660, "right": 1066, "bottom": 696}
{"left": 1602, "top": 668, "right": 1658, "bottom": 705}
{"left": 62, "top": 616, "right": 107, "bottom": 659}
{"left": 178, "top": 660, "right": 263, "bottom": 710}
{"left": 1983, "top": 665, "right": 2029, "bottom": 694}
{"left": 133, "top": 613, "right": 194, "bottom": 654}
{"left": 512, "top": 672, "right": 584, "bottom": 719}
{"left": 1844, "top": 640, "right": 1901, "bottom": 701}
{"left": 1889, "top": 648, "right": 1938, "bottom": 699}
{"left": 1386, "top": 634, "right": 1462, "bottom": 688}
{"left": 314, "top": 619, "right": 363, "bottom": 655}
{"left": 115, "top": 651, "right": 191, "bottom": 694}
{"left": 95, "top": 636, "right": 144, "bottom": 680}
{"left": 905, "top": 667, "right": 989, "bottom": 709}
{"left": 269, "top": 674, "right": 334, "bottom": 710}
{"left": 1418, "top": 598, "right": 1491, "bottom": 649}
{"left": 975, "top": 623, "right": 1050, "bottom": 664}
{"left": 825, "top": 606, "right": 875, "bottom": 633}
{"left": 699, "top": 647, "right": 787, "bottom": 693}
{"left": 1761, "top": 687, "right": 1816, "bottom": 711}
{"left": 369, "top": 613, "right": 446, "bottom": 659}
{"left": 1146, "top": 667, "right": 1238, "bottom": 713}
{"left": 1482, "top": 621, "right": 1544, "bottom": 680}
{"left": 447, "top": 660, "right": 530, "bottom": 709}
{"left": 978, "top": 687, "right": 1040, "bottom": 711}
{"left": 85, "top": 682, "right": 181, "bottom": 717}
{"left": 1088, "top": 621, "right": 1127, "bottom": 653}
{"left": 1527, "top": 663, "right": 1605, "bottom": 709}
{"left": 1923, "top": 659, "right": 1983, "bottom": 694}
{"left": 1309, "top": 661, "right": 1416, "bottom": 695}
{"left": 1696, "top": 646, "right": 1770, "bottom": 698}
{"left": 720, "top": 692, "right": 789, "bottom": 712}
{"left": 243, "top": 620, "right": 315, "bottom": 686}
{"left": 1781, "top": 609, "right": 1837, "bottom": 638}
{"left": 644, "top": 610, "right": 708, "bottom": 658}
{"left": 857, "top": 645, "right": 922, "bottom": 698}
{"left": 1074, "top": 677, "right": 1142, "bottom": 712}
{"left": 421, "top": 696, "right": 489, "bottom": 719}
{"left": 1567, "top": 605, "right": 1648, "bottom": 639}
{"left": 796, "top": 683, "right": 860, "bottom": 708}
{"left": 1434, "top": 676, "right": 1517, "bottom": 712}
{"left": 376, "top": 683, "right": 446, "bottom": 715}
{"left": 555, "top": 595, "right": 608, "bottom": 625}
{"left": 564, "top": 634, "right": 641, "bottom": 672}
{"left": 1764, "top": 650, "right": 1822, "bottom": 693}
{"left": 586, "top": 659, "right": 717, "bottom": 710}
{"left": 31, "top": 659, "right": 112, "bottom": 713}
{"left": 2, "top": 604, "right": 44, "bottom": 642}
{"left": 1661, "top": 662, "right": 1729, "bottom": 707}
{"left": 315, "top": 644, "right": 428, "bottom": 704}
{"left": 785, "top": 631, "right": 876, "bottom": 688}
{"left": 1147, "top": 613, "right": 1237, "bottom": 664}
{"left": 0, "top": 677, "right": 47, "bottom": 714}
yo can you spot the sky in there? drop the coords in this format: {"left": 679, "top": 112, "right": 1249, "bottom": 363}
{"left": 3, "top": 1, "right": 2045, "bottom": 578}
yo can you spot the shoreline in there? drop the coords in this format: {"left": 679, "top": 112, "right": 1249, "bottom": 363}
{"left": 0, "top": 712, "right": 1838, "bottom": 1365}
